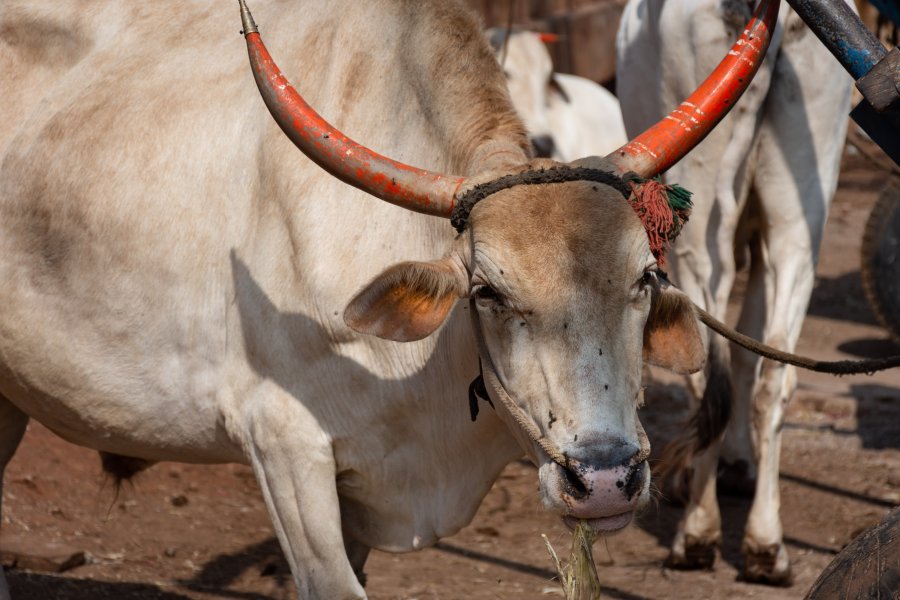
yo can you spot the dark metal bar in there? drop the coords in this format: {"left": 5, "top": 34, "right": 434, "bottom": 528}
{"left": 789, "top": 0, "right": 900, "bottom": 166}
{"left": 786, "top": 0, "right": 887, "bottom": 80}
{"left": 850, "top": 99, "right": 900, "bottom": 167}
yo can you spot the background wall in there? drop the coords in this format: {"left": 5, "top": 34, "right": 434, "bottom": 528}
{"left": 465, "top": 0, "right": 627, "bottom": 84}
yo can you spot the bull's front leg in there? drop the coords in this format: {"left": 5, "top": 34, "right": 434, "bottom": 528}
{"left": 243, "top": 387, "right": 365, "bottom": 600}
{"left": 726, "top": 239, "right": 792, "bottom": 585}
{"left": 0, "top": 399, "right": 29, "bottom": 600}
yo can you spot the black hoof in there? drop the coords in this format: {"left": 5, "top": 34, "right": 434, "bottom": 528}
{"left": 742, "top": 543, "right": 792, "bottom": 586}
{"left": 666, "top": 536, "right": 718, "bottom": 570}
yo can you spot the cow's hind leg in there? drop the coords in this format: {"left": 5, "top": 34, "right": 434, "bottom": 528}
{"left": 245, "top": 390, "right": 365, "bottom": 600}
{"left": 663, "top": 337, "right": 730, "bottom": 570}
{"left": 0, "top": 398, "right": 29, "bottom": 600}
{"left": 737, "top": 13, "right": 849, "bottom": 584}
{"left": 665, "top": 436, "right": 724, "bottom": 570}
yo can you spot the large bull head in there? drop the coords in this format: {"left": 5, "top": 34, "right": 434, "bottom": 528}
{"left": 238, "top": 0, "right": 778, "bottom": 533}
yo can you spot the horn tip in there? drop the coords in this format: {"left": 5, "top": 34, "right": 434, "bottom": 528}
{"left": 238, "top": 0, "right": 259, "bottom": 36}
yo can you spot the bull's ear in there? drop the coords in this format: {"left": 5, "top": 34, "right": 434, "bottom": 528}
{"left": 643, "top": 285, "right": 706, "bottom": 374}
{"left": 344, "top": 258, "right": 466, "bottom": 342}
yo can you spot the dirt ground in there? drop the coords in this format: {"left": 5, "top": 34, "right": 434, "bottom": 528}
{"left": 2, "top": 147, "right": 899, "bottom": 600}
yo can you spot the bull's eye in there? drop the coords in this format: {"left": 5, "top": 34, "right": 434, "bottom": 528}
{"left": 473, "top": 284, "right": 503, "bottom": 305}
{"left": 640, "top": 270, "right": 658, "bottom": 288}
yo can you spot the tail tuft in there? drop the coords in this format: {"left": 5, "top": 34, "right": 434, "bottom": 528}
{"left": 654, "top": 339, "right": 731, "bottom": 498}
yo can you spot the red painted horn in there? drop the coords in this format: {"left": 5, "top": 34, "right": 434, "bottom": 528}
{"left": 608, "top": 0, "right": 780, "bottom": 177}
{"left": 238, "top": 0, "right": 464, "bottom": 218}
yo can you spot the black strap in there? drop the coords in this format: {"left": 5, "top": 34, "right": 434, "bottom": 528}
{"left": 450, "top": 166, "right": 632, "bottom": 232}
{"left": 468, "top": 363, "right": 493, "bottom": 422}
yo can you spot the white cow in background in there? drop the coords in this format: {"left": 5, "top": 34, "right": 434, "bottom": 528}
{"left": 488, "top": 29, "right": 628, "bottom": 160}
{"left": 617, "top": 0, "right": 853, "bottom": 585}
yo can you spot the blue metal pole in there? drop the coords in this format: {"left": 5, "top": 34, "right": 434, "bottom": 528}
{"left": 786, "top": 0, "right": 887, "bottom": 79}
{"left": 788, "top": 0, "right": 900, "bottom": 166}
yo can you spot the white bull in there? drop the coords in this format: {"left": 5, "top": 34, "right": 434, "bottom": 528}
{"left": 488, "top": 29, "right": 628, "bottom": 160}
{"left": 617, "top": 0, "right": 852, "bottom": 585}
{"left": 0, "top": 0, "right": 776, "bottom": 597}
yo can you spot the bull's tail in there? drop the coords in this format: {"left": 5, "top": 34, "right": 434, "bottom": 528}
{"left": 654, "top": 338, "right": 731, "bottom": 500}
{"left": 99, "top": 451, "right": 155, "bottom": 498}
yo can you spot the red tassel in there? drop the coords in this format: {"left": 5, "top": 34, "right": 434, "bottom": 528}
{"left": 629, "top": 180, "right": 675, "bottom": 266}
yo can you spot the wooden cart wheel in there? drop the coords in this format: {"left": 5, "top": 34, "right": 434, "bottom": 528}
{"left": 805, "top": 507, "right": 900, "bottom": 599}
{"left": 861, "top": 175, "right": 900, "bottom": 344}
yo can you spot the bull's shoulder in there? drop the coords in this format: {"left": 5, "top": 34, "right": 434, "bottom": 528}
{"left": 1, "top": 2, "right": 94, "bottom": 70}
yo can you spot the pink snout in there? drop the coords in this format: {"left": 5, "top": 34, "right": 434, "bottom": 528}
{"left": 558, "top": 459, "right": 648, "bottom": 534}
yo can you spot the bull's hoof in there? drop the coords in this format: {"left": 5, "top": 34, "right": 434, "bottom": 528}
{"left": 716, "top": 459, "right": 756, "bottom": 498}
{"left": 665, "top": 535, "right": 719, "bottom": 570}
{"left": 742, "top": 542, "right": 792, "bottom": 586}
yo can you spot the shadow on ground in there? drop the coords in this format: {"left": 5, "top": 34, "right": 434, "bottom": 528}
{"left": 9, "top": 571, "right": 194, "bottom": 600}
{"left": 850, "top": 383, "right": 900, "bottom": 450}
{"left": 808, "top": 271, "right": 878, "bottom": 327}
{"left": 177, "top": 537, "right": 290, "bottom": 599}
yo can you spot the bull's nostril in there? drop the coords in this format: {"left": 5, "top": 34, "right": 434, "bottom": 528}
{"left": 623, "top": 460, "right": 646, "bottom": 501}
{"left": 563, "top": 465, "right": 589, "bottom": 500}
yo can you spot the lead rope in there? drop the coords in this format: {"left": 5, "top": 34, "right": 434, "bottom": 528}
{"left": 697, "top": 307, "right": 900, "bottom": 374}
{"left": 469, "top": 298, "right": 570, "bottom": 469}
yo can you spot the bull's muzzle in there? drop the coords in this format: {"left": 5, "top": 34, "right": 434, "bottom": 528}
{"left": 545, "top": 438, "right": 649, "bottom": 534}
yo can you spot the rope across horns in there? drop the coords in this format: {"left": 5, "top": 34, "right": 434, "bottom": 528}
{"left": 451, "top": 166, "right": 693, "bottom": 266}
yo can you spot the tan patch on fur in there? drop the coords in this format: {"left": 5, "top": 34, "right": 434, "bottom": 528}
{"left": 0, "top": 13, "right": 89, "bottom": 68}
{"left": 339, "top": 51, "right": 372, "bottom": 115}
